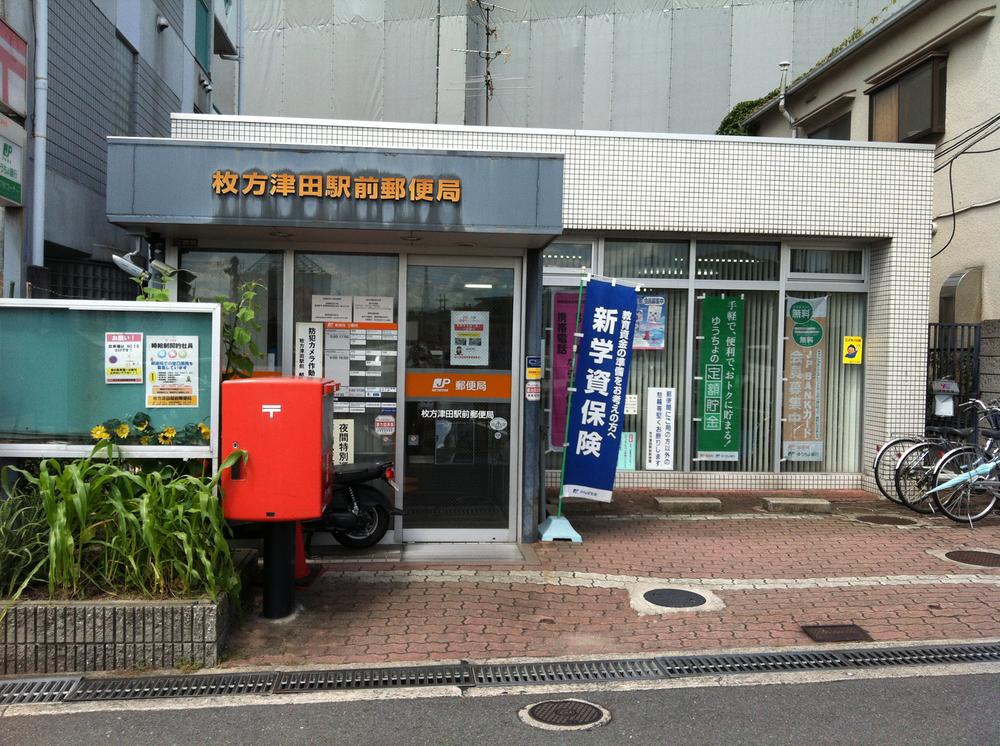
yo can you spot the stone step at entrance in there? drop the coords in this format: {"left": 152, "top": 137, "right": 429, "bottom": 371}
{"left": 654, "top": 497, "right": 723, "bottom": 514}
{"left": 762, "top": 496, "right": 832, "bottom": 514}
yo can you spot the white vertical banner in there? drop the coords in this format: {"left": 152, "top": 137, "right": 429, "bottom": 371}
{"left": 333, "top": 418, "right": 354, "bottom": 465}
{"left": 644, "top": 387, "right": 675, "bottom": 470}
{"left": 295, "top": 322, "right": 323, "bottom": 377}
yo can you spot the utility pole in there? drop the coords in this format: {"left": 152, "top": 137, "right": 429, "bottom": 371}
{"left": 453, "top": 0, "right": 511, "bottom": 125}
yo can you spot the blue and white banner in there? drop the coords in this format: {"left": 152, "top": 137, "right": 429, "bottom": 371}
{"left": 561, "top": 279, "right": 638, "bottom": 502}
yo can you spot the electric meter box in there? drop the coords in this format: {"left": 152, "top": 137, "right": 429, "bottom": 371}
{"left": 221, "top": 377, "right": 338, "bottom": 521}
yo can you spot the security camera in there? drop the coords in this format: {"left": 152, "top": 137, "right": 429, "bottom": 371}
{"left": 112, "top": 250, "right": 147, "bottom": 278}
{"left": 156, "top": 14, "right": 170, "bottom": 32}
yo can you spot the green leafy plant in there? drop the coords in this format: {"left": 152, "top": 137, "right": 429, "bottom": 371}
{"left": 0, "top": 483, "right": 48, "bottom": 599}
{"left": 131, "top": 273, "right": 171, "bottom": 303}
{"left": 90, "top": 412, "right": 210, "bottom": 446}
{"left": 1, "top": 443, "right": 246, "bottom": 606}
{"left": 217, "top": 281, "right": 264, "bottom": 380}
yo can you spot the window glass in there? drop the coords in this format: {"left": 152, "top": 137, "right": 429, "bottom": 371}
{"left": 781, "top": 292, "right": 866, "bottom": 473}
{"left": 898, "top": 62, "right": 933, "bottom": 140}
{"left": 870, "top": 84, "right": 899, "bottom": 142}
{"left": 790, "top": 249, "right": 863, "bottom": 275}
{"left": 195, "top": 0, "right": 211, "bottom": 71}
{"left": 603, "top": 240, "right": 689, "bottom": 279}
{"left": 807, "top": 112, "right": 851, "bottom": 141}
{"left": 696, "top": 242, "right": 779, "bottom": 282}
{"left": 294, "top": 253, "right": 399, "bottom": 463}
{"left": 542, "top": 242, "right": 592, "bottom": 271}
{"left": 691, "top": 290, "right": 778, "bottom": 472}
{"left": 179, "top": 250, "right": 283, "bottom": 372}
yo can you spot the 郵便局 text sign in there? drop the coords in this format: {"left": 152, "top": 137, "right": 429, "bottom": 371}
{"left": 561, "top": 279, "right": 638, "bottom": 502}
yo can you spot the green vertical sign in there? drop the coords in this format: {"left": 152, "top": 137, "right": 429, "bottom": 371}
{"left": 697, "top": 296, "right": 744, "bottom": 461}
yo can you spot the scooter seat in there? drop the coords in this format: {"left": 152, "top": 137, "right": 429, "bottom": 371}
{"left": 333, "top": 462, "right": 389, "bottom": 486}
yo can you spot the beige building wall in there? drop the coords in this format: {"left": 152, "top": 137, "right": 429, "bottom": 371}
{"left": 754, "top": 0, "right": 1000, "bottom": 324}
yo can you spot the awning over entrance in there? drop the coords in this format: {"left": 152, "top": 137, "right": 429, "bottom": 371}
{"left": 106, "top": 138, "right": 564, "bottom": 249}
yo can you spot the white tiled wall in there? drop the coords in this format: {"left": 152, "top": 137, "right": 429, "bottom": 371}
{"left": 170, "top": 115, "right": 934, "bottom": 492}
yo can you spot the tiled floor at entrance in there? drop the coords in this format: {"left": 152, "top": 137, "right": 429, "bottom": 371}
{"left": 221, "top": 493, "right": 1000, "bottom": 668}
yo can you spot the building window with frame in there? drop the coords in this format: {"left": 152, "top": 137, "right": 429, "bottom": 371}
{"left": 869, "top": 55, "right": 946, "bottom": 142}
{"left": 807, "top": 112, "right": 851, "bottom": 141}
{"left": 195, "top": 0, "right": 212, "bottom": 72}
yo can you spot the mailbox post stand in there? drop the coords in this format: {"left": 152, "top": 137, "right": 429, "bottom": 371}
{"left": 262, "top": 521, "right": 296, "bottom": 619}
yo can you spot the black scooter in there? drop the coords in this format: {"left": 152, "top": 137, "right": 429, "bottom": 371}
{"left": 302, "top": 461, "right": 400, "bottom": 551}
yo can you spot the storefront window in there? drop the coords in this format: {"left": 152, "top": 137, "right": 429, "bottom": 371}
{"left": 604, "top": 240, "right": 689, "bottom": 278}
{"left": 692, "top": 290, "right": 778, "bottom": 472}
{"left": 542, "top": 241, "right": 592, "bottom": 271}
{"left": 696, "top": 242, "right": 779, "bottom": 281}
{"left": 294, "top": 253, "right": 399, "bottom": 463}
{"left": 780, "top": 291, "right": 866, "bottom": 473}
{"left": 790, "top": 249, "right": 863, "bottom": 275}
{"left": 178, "top": 250, "right": 283, "bottom": 371}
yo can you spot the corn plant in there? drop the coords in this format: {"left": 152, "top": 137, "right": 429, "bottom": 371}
{"left": 3, "top": 443, "right": 246, "bottom": 604}
{"left": 0, "top": 481, "right": 48, "bottom": 600}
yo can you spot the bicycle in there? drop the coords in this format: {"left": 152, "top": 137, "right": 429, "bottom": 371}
{"left": 929, "top": 434, "right": 1000, "bottom": 524}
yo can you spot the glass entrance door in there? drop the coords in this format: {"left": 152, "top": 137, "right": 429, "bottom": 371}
{"left": 402, "top": 257, "right": 520, "bottom": 542}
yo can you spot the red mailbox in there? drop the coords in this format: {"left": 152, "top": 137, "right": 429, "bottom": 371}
{"left": 221, "top": 377, "right": 338, "bottom": 521}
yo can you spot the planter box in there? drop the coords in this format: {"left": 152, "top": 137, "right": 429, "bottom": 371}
{"left": 1, "top": 595, "right": 233, "bottom": 675}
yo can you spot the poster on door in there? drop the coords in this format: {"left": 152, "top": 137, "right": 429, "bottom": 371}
{"left": 145, "top": 335, "right": 199, "bottom": 408}
{"left": 696, "top": 296, "right": 744, "bottom": 461}
{"left": 450, "top": 310, "right": 489, "bottom": 366}
{"left": 295, "top": 322, "right": 323, "bottom": 378}
{"left": 549, "top": 290, "right": 581, "bottom": 449}
{"left": 311, "top": 295, "right": 352, "bottom": 323}
{"left": 781, "top": 296, "right": 828, "bottom": 461}
{"left": 617, "top": 432, "right": 637, "bottom": 470}
{"left": 645, "top": 387, "right": 675, "bottom": 470}
{"left": 633, "top": 296, "right": 665, "bottom": 350}
{"left": 104, "top": 332, "right": 143, "bottom": 384}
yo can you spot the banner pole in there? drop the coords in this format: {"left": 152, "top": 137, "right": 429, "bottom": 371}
{"left": 555, "top": 274, "right": 587, "bottom": 519}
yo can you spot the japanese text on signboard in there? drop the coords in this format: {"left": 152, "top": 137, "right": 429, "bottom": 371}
{"left": 561, "top": 279, "right": 638, "bottom": 503}
{"left": 782, "top": 296, "right": 827, "bottom": 461}
{"left": 696, "top": 296, "right": 744, "bottom": 461}
{"left": 211, "top": 171, "right": 461, "bottom": 202}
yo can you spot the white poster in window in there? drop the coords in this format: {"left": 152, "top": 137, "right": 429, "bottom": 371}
{"left": 450, "top": 310, "right": 489, "bottom": 366}
{"left": 333, "top": 419, "right": 354, "bottom": 465}
{"left": 644, "top": 387, "right": 675, "bottom": 470}
{"left": 311, "top": 294, "right": 352, "bottom": 322}
{"left": 624, "top": 394, "right": 638, "bottom": 415}
{"left": 105, "top": 332, "right": 143, "bottom": 384}
{"left": 353, "top": 296, "right": 394, "bottom": 324}
{"left": 145, "top": 335, "right": 199, "bottom": 408}
{"left": 295, "top": 322, "right": 323, "bottom": 378}
{"left": 324, "top": 329, "right": 351, "bottom": 386}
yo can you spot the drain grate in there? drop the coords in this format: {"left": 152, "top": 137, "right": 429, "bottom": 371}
{"left": 802, "top": 624, "right": 873, "bottom": 643}
{"left": 66, "top": 672, "right": 277, "bottom": 702}
{"left": 657, "top": 651, "right": 845, "bottom": 677}
{"left": 476, "top": 658, "right": 664, "bottom": 686}
{"left": 0, "top": 677, "right": 80, "bottom": 705}
{"left": 855, "top": 515, "right": 918, "bottom": 526}
{"left": 840, "top": 643, "right": 1000, "bottom": 667}
{"left": 277, "top": 664, "right": 474, "bottom": 692}
{"left": 945, "top": 550, "right": 1000, "bottom": 568}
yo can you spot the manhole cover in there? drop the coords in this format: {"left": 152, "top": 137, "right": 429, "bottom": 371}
{"left": 801, "top": 624, "right": 873, "bottom": 643}
{"left": 520, "top": 699, "right": 610, "bottom": 731}
{"left": 856, "top": 515, "right": 918, "bottom": 526}
{"left": 945, "top": 550, "right": 1000, "bottom": 568}
{"left": 643, "top": 588, "right": 707, "bottom": 608}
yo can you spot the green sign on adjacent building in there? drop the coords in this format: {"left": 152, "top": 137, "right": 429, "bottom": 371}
{"left": 696, "top": 295, "right": 744, "bottom": 461}
{"left": 0, "top": 136, "right": 22, "bottom": 206}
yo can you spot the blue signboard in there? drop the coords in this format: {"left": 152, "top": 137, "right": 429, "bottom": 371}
{"left": 561, "top": 279, "right": 638, "bottom": 502}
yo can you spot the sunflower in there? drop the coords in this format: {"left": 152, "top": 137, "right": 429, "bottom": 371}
{"left": 157, "top": 426, "right": 177, "bottom": 445}
{"left": 139, "top": 435, "right": 151, "bottom": 445}
{"left": 198, "top": 422, "right": 210, "bottom": 441}
{"left": 91, "top": 424, "right": 110, "bottom": 441}
{"left": 114, "top": 422, "right": 131, "bottom": 439}
{"left": 132, "top": 412, "right": 151, "bottom": 431}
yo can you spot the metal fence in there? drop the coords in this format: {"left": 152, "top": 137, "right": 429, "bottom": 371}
{"left": 927, "top": 323, "right": 981, "bottom": 431}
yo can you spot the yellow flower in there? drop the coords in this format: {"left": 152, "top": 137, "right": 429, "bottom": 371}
{"left": 157, "top": 426, "right": 177, "bottom": 445}
{"left": 136, "top": 420, "right": 148, "bottom": 431}
{"left": 198, "top": 423, "right": 210, "bottom": 441}
{"left": 139, "top": 435, "right": 151, "bottom": 445}
{"left": 162, "top": 426, "right": 177, "bottom": 438}
{"left": 91, "top": 425, "right": 110, "bottom": 441}
{"left": 115, "top": 423, "right": 130, "bottom": 439}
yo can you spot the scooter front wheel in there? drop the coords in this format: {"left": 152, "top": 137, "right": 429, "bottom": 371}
{"left": 333, "top": 504, "right": 390, "bottom": 549}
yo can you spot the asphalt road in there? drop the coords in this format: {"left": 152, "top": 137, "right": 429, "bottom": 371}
{"left": 3, "top": 672, "right": 998, "bottom": 745}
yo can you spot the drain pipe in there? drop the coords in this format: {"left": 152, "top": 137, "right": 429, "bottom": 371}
{"left": 30, "top": 0, "right": 48, "bottom": 269}
{"left": 237, "top": 0, "right": 244, "bottom": 114}
{"left": 777, "top": 61, "right": 797, "bottom": 138}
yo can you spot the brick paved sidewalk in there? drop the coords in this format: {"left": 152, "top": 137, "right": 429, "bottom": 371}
{"left": 222, "top": 493, "right": 1000, "bottom": 668}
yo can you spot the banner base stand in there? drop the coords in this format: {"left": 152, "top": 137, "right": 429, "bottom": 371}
{"left": 538, "top": 515, "right": 582, "bottom": 543}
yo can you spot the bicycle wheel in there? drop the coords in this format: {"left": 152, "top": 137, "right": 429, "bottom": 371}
{"left": 874, "top": 436, "right": 921, "bottom": 503}
{"left": 894, "top": 441, "right": 951, "bottom": 513}
{"left": 931, "top": 446, "right": 999, "bottom": 524}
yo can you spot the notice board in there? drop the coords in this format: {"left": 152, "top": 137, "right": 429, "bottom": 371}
{"left": 0, "top": 299, "right": 220, "bottom": 459}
